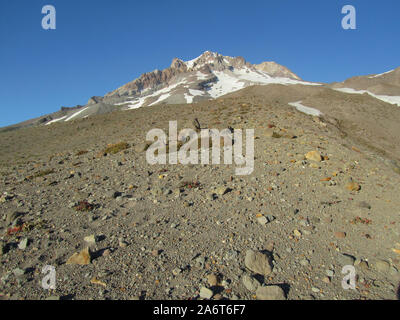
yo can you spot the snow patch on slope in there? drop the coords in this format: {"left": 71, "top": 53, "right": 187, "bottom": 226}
{"left": 207, "top": 68, "right": 320, "bottom": 98}
{"left": 184, "top": 89, "right": 207, "bottom": 103}
{"left": 207, "top": 71, "right": 246, "bottom": 98}
{"left": 334, "top": 88, "right": 400, "bottom": 106}
{"left": 368, "top": 69, "right": 395, "bottom": 79}
{"left": 288, "top": 101, "right": 323, "bottom": 117}
{"left": 196, "top": 71, "right": 209, "bottom": 80}
{"left": 149, "top": 93, "right": 172, "bottom": 106}
{"left": 117, "top": 80, "right": 187, "bottom": 109}
{"left": 45, "top": 116, "right": 68, "bottom": 125}
{"left": 65, "top": 107, "right": 90, "bottom": 121}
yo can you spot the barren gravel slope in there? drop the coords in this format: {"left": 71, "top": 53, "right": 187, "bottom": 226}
{"left": 0, "top": 85, "right": 399, "bottom": 300}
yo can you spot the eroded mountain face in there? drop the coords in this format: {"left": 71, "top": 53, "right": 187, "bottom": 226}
{"left": 254, "top": 61, "right": 301, "bottom": 80}
{"left": 102, "top": 51, "right": 308, "bottom": 108}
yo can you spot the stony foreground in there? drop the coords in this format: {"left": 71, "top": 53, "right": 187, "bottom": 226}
{"left": 0, "top": 88, "right": 399, "bottom": 300}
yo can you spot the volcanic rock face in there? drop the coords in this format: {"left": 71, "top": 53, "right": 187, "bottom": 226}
{"left": 109, "top": 57, "right": 190, "bottom": 98}
{"left": 254, "top": 61, "right": 301, "bottom": 80}
{"left": 103, "top": 51, "right": 311, "bottom": 107}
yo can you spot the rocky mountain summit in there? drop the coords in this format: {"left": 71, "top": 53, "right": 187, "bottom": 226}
{"left": 106, "top": 51, "right": 301, "bottom": 98}
{"left": 103, "top": 51, "right": 309, "bottom": 106}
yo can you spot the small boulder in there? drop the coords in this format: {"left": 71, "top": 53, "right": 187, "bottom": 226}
{"left": 199, "top": 287, "right": 213, "bottom": 299}
{"left": 18, "top": 238, "right": 29, "bottom": 250}
{"left": 207, "top": 274, "right": 219, "bottom": 287}
{"left": 305, "top": 151, "right": 322, "bottom": 162}
{"left": 346, "top": 182, "right": 361, "bottom": 192}
{"left": 256, "top": 285, "right": 286, "bottom": 300}
{"left": 374, "top": 260, "right": 390, "bottom": 273}
{"left": 66, "top": 247, "right": 91, "bottom": 265}
{"left": 242, "top": 274, "right": 260, "bottom": 292}
{"left": 244, "top": 250, "right": 273, "bottom": 276}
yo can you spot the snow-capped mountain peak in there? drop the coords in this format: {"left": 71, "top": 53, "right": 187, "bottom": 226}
{"left": 102, "top": 51, "right": 316, "bottom": 109}
{"left": 43, "top": 51, "right": 319, "bottom": 124}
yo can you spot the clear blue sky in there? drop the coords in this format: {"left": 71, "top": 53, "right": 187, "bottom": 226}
{"left": 1, "top": 0, "right": 399, "bottom": 127}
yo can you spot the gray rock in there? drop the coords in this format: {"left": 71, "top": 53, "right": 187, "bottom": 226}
{"left": 244, "top": 250, "right": 273, "bottom": 276}
{"left": 194, "top": 255, "right": 205, "bottom": 267}
{"left": 13, "top": 268, "right": 25, "bottom": 277}
{"left": 242, "top": 274, "right": 260, "bottom": 292}
{"left": 225, "top": 250, "right": 239, "bottom": 261}
{"left": 374, "top": 260, "right": 390, "bottom": 273}
{"left": 84, "top": 234, "right": 97, "bottom": 244}
{"left": 256, "top": 216, "right": 268, "bottom": 226}
{"left": 119, "top": 240, "right": 128, "bottom": 248}
{"left": 68, "top": 202, "right": 76, "bottom": 208}
{"left": 172, "top": 268, "right": 182, "bottom": 276}
{"left": 338, "top": 253, "right": 356, "bottom": 266}
{"left": 265, "top": 214, "right": 275, "bottom": 223}
{"left": 300, "top": 258, "right": 310, "bottom": 267}
{"left": 326, "top": 269, "right": 334, "bottom": 277}
{"left": 199, "top": 287, "right": 213, "bottom": 299}
{"left": 18, "top": 238, "right": 28, "bottom": 250}
{"left": 256, "top": 285, "right": 286, "bottom": 300}
{"left": 207, "top": 274, "right": 218, "bottom": 286}
{"left": 359, "top": 260, "right": 369, "bottom": 272}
